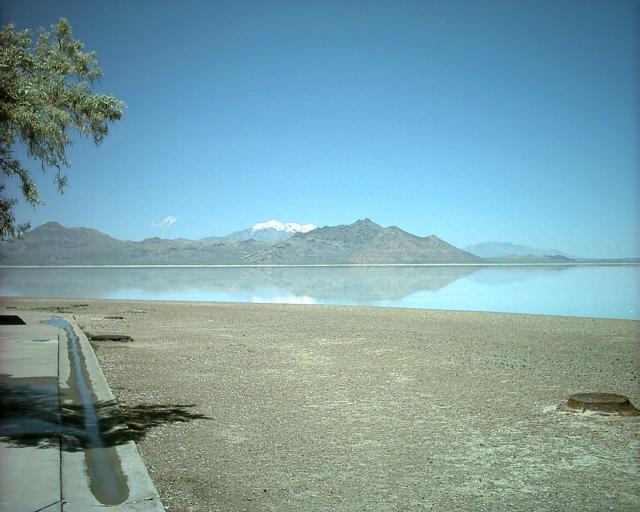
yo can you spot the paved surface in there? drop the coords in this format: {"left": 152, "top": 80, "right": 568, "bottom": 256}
{"left": 0, "top": 308, "right": 164, "bottom": 511}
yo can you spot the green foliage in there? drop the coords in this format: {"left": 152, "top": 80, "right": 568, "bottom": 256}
{"left": 0, "top": 18, "right": 125, "bottom": 240}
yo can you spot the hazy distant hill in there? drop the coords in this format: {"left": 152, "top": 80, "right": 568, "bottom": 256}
{"left": 481, "top": 254, "right": 575, "bottom": 264}
{"left": 0, "top": 219, "right": 482, "bottom": 265}
{"left": 464, "top": 241, "right": 575, "bottom": 261}
{"left": 243, "top": 219, "right": 483, "bottom": 264}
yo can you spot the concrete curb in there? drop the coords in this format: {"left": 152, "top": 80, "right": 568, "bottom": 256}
{"left": 57, "top": 315, "right": 164, "bottom": 511}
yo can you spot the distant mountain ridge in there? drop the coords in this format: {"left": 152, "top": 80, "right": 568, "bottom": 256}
{"left": 0, "top": 219, "right": 480, "bottom": 265}
{"left": 464, "top": 241, "right": 575, "bottom": 259}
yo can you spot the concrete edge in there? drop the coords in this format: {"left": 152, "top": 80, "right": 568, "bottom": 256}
{"left": 57, "top": 314, "right": 164, "bottom": 511}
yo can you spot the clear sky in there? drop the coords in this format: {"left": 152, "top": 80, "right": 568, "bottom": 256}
{"left": 2, "top": 0, "right": 638, "bottom": 257}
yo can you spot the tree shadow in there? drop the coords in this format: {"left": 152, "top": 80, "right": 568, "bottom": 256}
{"left": 0, "top": 378, "right": 61, "bottom": 447}
{"left": 99, "top": 401, "right": 212, "bottom": 447}
{"left": 0, "top": 375, "right": 210, "bottom": 452}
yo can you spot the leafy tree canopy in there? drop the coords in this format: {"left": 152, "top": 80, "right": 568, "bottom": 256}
{"left": 0, "top": 17, "right": 125, "bottom": 240}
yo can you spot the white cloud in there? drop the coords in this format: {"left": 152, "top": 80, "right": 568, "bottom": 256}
{"left": 151, "top": 215, "right": 177, "bottom": 228}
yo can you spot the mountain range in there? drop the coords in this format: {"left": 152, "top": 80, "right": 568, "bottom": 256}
{"left": 0, "top": 219, "right": 488, "bottom": 265}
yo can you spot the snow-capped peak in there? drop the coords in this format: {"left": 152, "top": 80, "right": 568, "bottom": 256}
{"left": 251, "top": 220, "right": 316, "bottom": 234}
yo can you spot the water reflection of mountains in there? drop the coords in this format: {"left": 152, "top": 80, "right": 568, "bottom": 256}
{"left": 1, "top": 265, "right": 577, "bottom": 302}
{"left": 0, "top": 266, "right": 482, "bottom": 301}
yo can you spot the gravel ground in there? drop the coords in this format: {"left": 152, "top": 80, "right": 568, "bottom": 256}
{"left": 5, "top": 298, "right": 640, "bottom": 511}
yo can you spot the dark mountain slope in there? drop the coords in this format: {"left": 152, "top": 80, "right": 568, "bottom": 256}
{"left": 0, "top": 222, "right": 123, "bottom": 264}
{"left": 0, "top": 222, "right": 268, "bottom": 265}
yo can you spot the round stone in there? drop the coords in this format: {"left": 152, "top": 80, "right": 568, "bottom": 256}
{"left": 562, "top": 393, "right": 640, "bottom": 416}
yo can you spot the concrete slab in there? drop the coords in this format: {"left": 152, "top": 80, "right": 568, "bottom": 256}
{"left": 38, "top": 504, "right": 63, "bottom": 512}
{"left": 0, "top": 309, "right": 62, "bottom": 512}
{"left": 0, "top": 311, "right": 59, "bottom": 379}
{"left": 0, "top": 445, "right": 61, "bottom": 512}
{"left": 37, "top": 504, "right": 63, "bottom": 512}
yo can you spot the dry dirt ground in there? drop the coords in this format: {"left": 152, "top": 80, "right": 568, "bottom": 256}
{"left": 4, "top": 298, "right": 639, "bottom": 511}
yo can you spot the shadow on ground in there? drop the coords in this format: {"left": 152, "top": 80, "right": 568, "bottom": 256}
{"left": 0, "top": 375, "right": 210, "bottom": 451}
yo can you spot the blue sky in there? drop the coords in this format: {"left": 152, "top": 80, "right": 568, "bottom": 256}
{"left": 2, "top": 0, "right": 638, "bottom": 257}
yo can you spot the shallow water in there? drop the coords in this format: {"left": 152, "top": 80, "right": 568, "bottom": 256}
{"left": 2, "top": 264, "right": 639, "bottom": 319}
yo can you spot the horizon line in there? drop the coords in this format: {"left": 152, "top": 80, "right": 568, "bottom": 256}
{"left": 1, "top": 262, "right": 638, "bottom": 269}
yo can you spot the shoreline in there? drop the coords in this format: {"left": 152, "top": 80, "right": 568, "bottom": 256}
{"left": 1, "top": 261, "right": 639, "bottom": 268}
{"left": 1, "top": 294, "right": 637, "bottom": 322}
{"left": 3, "top": 297, "right": 639, "bottom": 511}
